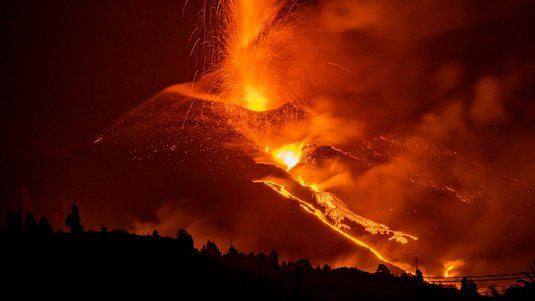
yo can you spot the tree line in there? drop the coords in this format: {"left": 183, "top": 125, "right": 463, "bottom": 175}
{"left": 0, "top": 205, "right": 533, "bottom": 301}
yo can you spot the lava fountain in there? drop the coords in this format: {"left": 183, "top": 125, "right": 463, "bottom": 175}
{"left": 185, "top": 0, "right": 419, "bottom": 272}
{"left": 91, "top": 0, "right": 535, "bottom": 280}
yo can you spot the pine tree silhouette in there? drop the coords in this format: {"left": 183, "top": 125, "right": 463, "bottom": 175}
{"left": 268, "top": 250, "right": 279, "bottom": 270}
{"left": 65, "top": 205, "right": 84, "bottom": 234}
{"left": 416, "top": 268, "right": 424, "bottom": 281}
{"left": 6, "top": 210, "right": 24, "bottom": 233}
{"left": 24, "top": 212, "right": 39, "bottom": 234}
{"left": 461, "top": 277, "right": 478, "bottom": 300}
{"left": 376, "top": 264, "right": 392, "bottom": 276}
{"left": 39, "top": 217, "right": 53, "bottom": 234}
{"left": 201, "top": 240, "right": 221, "bottom": 258}
{"left": 176, "top": 228, "right": 194, "bottom": 251}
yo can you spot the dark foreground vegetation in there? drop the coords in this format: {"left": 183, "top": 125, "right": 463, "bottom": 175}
{"left": 1, "top": 206, "right": 533, "bottom": 300}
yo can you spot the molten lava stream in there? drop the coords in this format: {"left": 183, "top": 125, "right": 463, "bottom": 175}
{"left": 268, "top": 143, "right": 303, "bottom": 170}
{"left": 256, "top": 179, "right": 413, "bottom": 273}
{"left": 206, "top": 0, "right": 418, "bottom": 273}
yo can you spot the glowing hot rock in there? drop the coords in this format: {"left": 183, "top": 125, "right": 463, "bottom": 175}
{"left": 271, "top": 143, "right": 303, "bottom": 170}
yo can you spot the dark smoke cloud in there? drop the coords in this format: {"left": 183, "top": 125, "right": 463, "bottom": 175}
{"left": 311, "top": 0, "right": 535, "bottom": 275}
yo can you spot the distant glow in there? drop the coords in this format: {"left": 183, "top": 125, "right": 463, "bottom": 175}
{"left": 444, "top": 265, "right": 456, "bottom": 277}
{"left": 443, "top": 259, "right": 463, "bottom": 278}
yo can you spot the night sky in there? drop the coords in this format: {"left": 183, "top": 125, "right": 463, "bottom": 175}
{"left": 2, "top": 0, "right": 194, "bottom": 208}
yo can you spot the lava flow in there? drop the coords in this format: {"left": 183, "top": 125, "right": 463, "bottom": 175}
{"left": 269, "top": 143, "right": 302, "bottom": 170}
{"left": 190, "top": 0, "right": 420, "bottom": 271}
{"left": 107, "top": 0, "right": 533, "bottom": 278}
{"left": 255, "top": 142, "right": 417, "bottom": 272}
{"left": 4, "top": 0, "right": 535, "bottom": 286}
{"left": 254, "top": 177, "right": 416, "bottom": 271}
{"left": 254, "top": 179, "right": 391, "bottom": 264}
{"left": 444, "top": 266, "right": 456, "bottom": 278}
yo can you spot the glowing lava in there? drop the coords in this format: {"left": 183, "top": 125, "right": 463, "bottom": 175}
{"left": 270, "top": 143, "right": 303, "bottom": 170}
{"left": 254, "top": 140, "right": 418, "bottom": 272}
{"left": 444, "top": 265, "right": 456, "bottom": 277}
{"left": 214, "top": 0, "right": 290, "bottom": 111}
{"left": 256, "top": 180, "right": 414, "bottom": 273}
{"left": 200, "top": 0, "right": 419, "bottom": 273}
{"left": 442, "top": 259, "right": 463, "bottom": 278}
{"left": 245, "top": 86, "right": 269, "bottom": 111}
{"left": 203, "top": 0, "right": 329, "bottom": 111}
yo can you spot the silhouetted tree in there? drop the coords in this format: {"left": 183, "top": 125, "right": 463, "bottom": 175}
{"left": 415, "top": 268, "right": 423, "bottom": 281}
{"left": 461, "top": 277, "right": 479, "bottom": 300}
{"left": 376, "top": 264, "right": 391, "bottom": 276}
{"left": 3, "top": 209, "right": 23, "bottom": 235}
{"left": 100, "top": 224, "right": 108, "bottom": 233}
{"left": 268, "top": 250, "right": 279, "bottom": 270}
{"left": 24, "top": 212, "right": 39, "bottom": 234}
{"left": 225, "top": 245, "right": 239, "bottom": 258}
{"left": 152, "top": 229, "right": 160, "bottom": 238}
{"left": 176, "top": 228, "right": 194, "bottom": 250}
{"left": 201, "top": 240, "right": 221, "bottom": 258}
{"left": 39, "top": 217, "right": 53, "bottom": 234}
{"left": 65, "top": 205, "right": 84, "bottom": 234}
{"left": 295, "top": 257, "right": 312, "bottom": 270}
{"left": 256, "top": 252, "right": 268, "bottom": 271}
{"left": 223, "top": 245, "right": 240, "bottom": 268}
{"left": 486, "top": 286, "right": 500, "bottom": 298}
{"left": 285, "top": 260, "right": 295, "bottom": 272}
{"left": 322, "top": 264, "right": 331, "bottom": 272}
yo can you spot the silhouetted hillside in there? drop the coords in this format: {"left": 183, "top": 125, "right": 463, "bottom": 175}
{"left": 1, "top": 206, "right": 533, "bottom": 300}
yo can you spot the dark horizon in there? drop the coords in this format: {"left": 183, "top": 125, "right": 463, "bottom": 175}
{"left": 2, "top": 205, "right": 533, "bottom": 300}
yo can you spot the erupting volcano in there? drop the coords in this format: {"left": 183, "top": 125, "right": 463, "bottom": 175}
{"left": 4, "top": 0, "right": 535, "bottom": 286}
{"left": 104, "top": 0, "right": 424, "bottom": 272}
{"left": 90, "top": 0, "right": 534, "bottom": 277}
